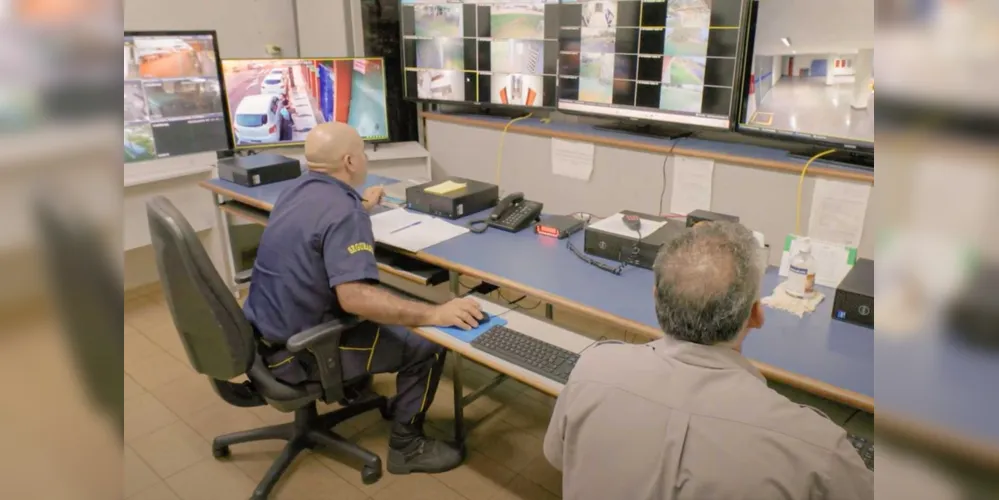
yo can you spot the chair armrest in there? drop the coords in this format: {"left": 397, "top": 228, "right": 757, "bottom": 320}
{"left": 234, "top": 269, "right": 253, "bottom": 285}
{"left": 286, "top": 316, "right": 362, "bottom": 353}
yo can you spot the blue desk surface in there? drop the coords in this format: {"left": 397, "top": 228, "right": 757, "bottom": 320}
{"left": 421, "top": 223, "right": 874, "bottom": 401}
{"left": 202, "top": 175, "right": 999, "bottom": 448}
{"left": 204, "top": 172, "right": 398, "bottom": 210}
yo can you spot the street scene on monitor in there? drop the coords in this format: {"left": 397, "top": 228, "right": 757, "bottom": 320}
{"left": 416, "top": 69, "right": 466, "bottom": 102}
{"left": 492, "top": 39, "right": 545, "bottom": 75}
{"left": 579, "top": 53, "right": 614, "bottom": 103}
{"left": 491, "top": 4, "right": 545, "bottom": 39}
{"left": 126, "top": 36, "right": 218, "bottom": 79}
{"left": 223, "top": 59, "right": 389, "bottom": 146}
{"left": 416, "top": 38, "right": 465, "bottom": 71}
{"left": 415, "top": 4, "right": 463, "bottom": 37}
{"left": 667, "top": 0, "right": 712, "bottom": 28}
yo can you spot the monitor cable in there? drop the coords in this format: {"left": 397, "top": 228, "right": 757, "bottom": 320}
{"left": 658, "top": 132, "right": 694, "bottom": 217}
{"left": 794, "top": 148, "right": 837, "bottom": 234}
{"left": 565, "top": 218, "right": 642, "bottom": 276}
{"left": 495, "top": 112, "right": 534, "bottom": 187}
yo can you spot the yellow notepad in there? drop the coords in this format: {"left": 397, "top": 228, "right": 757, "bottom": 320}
{"left": 424, "top": 180, "right": 467, "bottom": 195}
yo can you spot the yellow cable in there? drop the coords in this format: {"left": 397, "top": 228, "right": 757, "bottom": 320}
{"left": 795, "top": 148, "right": 837, "bottom": 234}
{"left": 495, "top": 113, "right": 533, "bottom": 187}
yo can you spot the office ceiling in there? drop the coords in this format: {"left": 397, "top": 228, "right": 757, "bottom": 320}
{"left": 753, "top": 0, "right": 875, "bottom": 56}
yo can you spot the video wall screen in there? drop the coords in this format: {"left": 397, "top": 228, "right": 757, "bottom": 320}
{"left": 401, "top": 0, "right": 560, "bottom": 108}
{"left": 557, "top": 0, "right": 749, "bottom": 129}
{"left": 221, "top": 57, "right": 390, "bottom": 148}
{"left": 123, "top": 32, "right": 231, "bottom": 163}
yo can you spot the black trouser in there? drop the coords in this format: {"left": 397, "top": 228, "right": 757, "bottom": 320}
{"left": 265, "top": 322, "right": 446, "bottom": 425}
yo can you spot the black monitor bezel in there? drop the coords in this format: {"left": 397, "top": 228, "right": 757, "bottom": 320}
{"left": 552, "top": 0, "right": 754, "bottom": 133}
{"left": 124, "top": 30, "right": 236, "bottom": 153}
{"left": 732, "top": 0, "right": 874, "bottom": 155}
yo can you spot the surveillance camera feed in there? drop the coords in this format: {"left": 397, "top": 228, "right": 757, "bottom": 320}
{"left": 123, "top": 33, "right": 230, "bottom": 163}
{"left": 401, "top": 0, "right": 560, "bottom": 108}
{"left": 558, "top": 0, "right": 749, "bottom": 129}
{"left": 221, "top": 58, "right": 390, "bottom": 147}
{"left": 740, "top": 0, "right": 874, "bottom": 147}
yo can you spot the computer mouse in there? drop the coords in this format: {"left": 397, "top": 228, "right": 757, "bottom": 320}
{"left": 478, "top": 311, "right": 491, "bottom": 323}
{"left": 622, "top": 214, "right": 642, "bottom": 231}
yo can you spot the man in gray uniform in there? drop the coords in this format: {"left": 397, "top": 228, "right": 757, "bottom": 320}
{"left": 544, "top": 222, "right": 873, "bottom": 499}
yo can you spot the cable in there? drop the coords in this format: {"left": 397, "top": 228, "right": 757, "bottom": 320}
{"left": 498, "top": 290, "right": 542, "bottom": 310}
{"left": 658, "top": 133, "right": 694, "bottom": 217}
{"left": 843, "top": 409, "right": 861, "bottom": 426}
{"left": 495, "top": 113, "right": 533, "bottom": 187}
{"left": 794, "top": 149, "right": 837, "bottom": 234}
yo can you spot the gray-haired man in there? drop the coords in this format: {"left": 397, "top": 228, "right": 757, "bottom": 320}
{"left": 543, "top": 222, "right": 873, "bottom": 499}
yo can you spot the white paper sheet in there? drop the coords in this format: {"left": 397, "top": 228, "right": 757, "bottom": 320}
{"left": 778, "top": 235, "right": 856, "bottom": 288}
{"left": 370, "top": 208, "right": 468, "bottom": 252}
{"left": 806, "top": 178, "right": 871, "bottom": 247}
{"left": 551, "top": 138, "right": 595, "bottom": 181}
{"left": 588, "top": 211, "right": 669, "bottom": 239}
{"left": 669, "top": 156, "right": 714, "bottom": 215}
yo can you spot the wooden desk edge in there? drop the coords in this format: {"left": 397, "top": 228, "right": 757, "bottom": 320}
{"left": 200, "top": 180, "right": 276, "bottom": 212}
{"left": 414, "top": 252, "right": 875, "bottom": 413}
{"left": 411, "top": 326, "right": 562, "bottom": 398}
{"left": 877, "top": 411, "right": 999, "bottom": 471}
{"left": 422, "top": 112, "right": 874, "bottom": 184}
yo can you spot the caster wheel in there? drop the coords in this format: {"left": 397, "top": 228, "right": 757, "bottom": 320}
{"left": 212, "top": 445, "right": 231, "bottom": 459}
{"left": 361, "top": 465, "right": 382, "bottom": 485}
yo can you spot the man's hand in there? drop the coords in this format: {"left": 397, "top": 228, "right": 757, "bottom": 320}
{"left": 361, "top": 185, "right": 385, "bottom": 211}
{"left": 427, "top": 298, "right": 484, "bottom": 330}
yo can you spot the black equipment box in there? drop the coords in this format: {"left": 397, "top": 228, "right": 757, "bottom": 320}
{"left": 217, "top": 154, "right": 301, "bottom": 187}
{"left": 535, "top": 214, "right": 584, "bottom": 239}
{"left": 405, "top": 177, "right": 498, "bottom": 219}
{"left": 583, "top": 211, "right": 685, "bottom": 269}
{"left": 833, "top": 258, "right": 874, "bottom": 328}
{"left": 948, "top": 264, "right": 999, "bottom": 350}
{"left": 686, "top": 209, "right": 740, "bottom": 228}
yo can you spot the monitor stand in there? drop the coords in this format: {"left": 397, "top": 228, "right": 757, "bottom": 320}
{"left": 790, "top": 149, "right": 874, "bottom": 169}
{"left": 593, "top": 121, "right": 692, "bottom": 140}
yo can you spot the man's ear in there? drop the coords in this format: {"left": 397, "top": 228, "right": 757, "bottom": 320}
{"left": 748, "top": 300, "right": 765, "bottom": 330}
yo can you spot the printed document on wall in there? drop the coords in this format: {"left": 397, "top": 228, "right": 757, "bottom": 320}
{"left": 669, "top": 157, "right": 714, "bottom": 215}
{"left": 807, "top": 179, "right": 870, "bottom": 247}
{"left": 551, "top": 138, "right": 595, "bottom": 181}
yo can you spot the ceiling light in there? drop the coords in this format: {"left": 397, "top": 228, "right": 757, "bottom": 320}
{"left": 781, "top": 37, "right": 792, "bottom": 47}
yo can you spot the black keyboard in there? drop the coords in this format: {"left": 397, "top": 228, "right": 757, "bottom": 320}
{"left": 848, "top": 434, "right": 874, "bottom": 470}
{"left": 470, "top": 325, "right": 579, "bottom": 384}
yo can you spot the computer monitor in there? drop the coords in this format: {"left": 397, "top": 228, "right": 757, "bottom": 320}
{"left": 557, "top": 0, "right": 751, "bottom": 130}
{"left": 736, "top": 0, "right": 874, "bottom": 154}
{"left": 221, "top": 57, "right": 390, "bottom": 148}
{"left": 400, "top": 0, "right": 560, "bottom": 108}
{"left": 123, "top": 31, "right": 232, "bottom": 163}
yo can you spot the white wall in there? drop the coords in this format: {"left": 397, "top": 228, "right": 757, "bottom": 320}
{"left": 296, "top": 0, "right": 353, "bottom": 57}
{"left": 124, "top": 0, "right": 300, "bottom": 58}
{"left": 772, "top": 55, "right": 782, "bottom": 86}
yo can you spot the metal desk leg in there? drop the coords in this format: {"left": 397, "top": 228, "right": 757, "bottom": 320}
{"left": 449, "top": 270, "right": 460, "bottom": 297}
{"left": 211, "top": 193, "right": 239, "bottom": 298}
{"left": 545, "top": 303, "right": 554, "bottom": 320}
{"left": 451, "top": 352, "right": 465, "bottom": 445}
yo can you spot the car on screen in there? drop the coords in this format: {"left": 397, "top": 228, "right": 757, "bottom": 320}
{"left": 260, "top": 68, "right": 287, "bottom": 95}
{"left": 232, "top": 94, "right": 282, "bottom": 144}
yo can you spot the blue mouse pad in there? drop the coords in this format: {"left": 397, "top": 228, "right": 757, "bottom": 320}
{"left": 438, "top": 316, "right": 507, "bottom": 343}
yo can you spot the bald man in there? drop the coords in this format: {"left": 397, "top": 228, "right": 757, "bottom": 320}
{"left": 244, "top": 123, "right": 480, "bottom": 474}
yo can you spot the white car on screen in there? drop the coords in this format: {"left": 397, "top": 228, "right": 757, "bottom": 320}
{"left": 232, "top": 94, "right": 282, "bottom": 144}
{"left": 260, "top": 69, "right": 287, "bottom": 95}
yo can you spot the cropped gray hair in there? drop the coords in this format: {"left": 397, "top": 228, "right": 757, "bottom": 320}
{"left": 653, "top": 221, "right": 763, "bottom": 345}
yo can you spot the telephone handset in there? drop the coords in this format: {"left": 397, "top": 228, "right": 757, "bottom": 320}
{"left": 469, "top": 192, "right": 543, "bottom": 233}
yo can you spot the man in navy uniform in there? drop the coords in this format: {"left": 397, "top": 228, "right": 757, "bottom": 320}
{"left": 243, "top": 122, "right": 483, "bottom": 474}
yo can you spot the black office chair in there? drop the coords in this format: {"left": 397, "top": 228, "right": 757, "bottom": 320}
{"left": 146, "top": 197, "right": 388, "bottom": 499}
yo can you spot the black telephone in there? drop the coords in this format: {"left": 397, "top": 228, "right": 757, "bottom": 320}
{"left": 469, "top": 193, "right": 543, "bottom": 233}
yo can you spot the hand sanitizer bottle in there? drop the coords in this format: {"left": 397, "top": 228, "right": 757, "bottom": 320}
{"left": 786, "top": 238, "right": 816, "bottom": 299}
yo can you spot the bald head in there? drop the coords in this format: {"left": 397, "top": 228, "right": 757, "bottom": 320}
{"left": 304, "top": 123, "right": 366, "bottom": 184}
{"left": 653, "top": 221, "right": 763, "bottom": 345}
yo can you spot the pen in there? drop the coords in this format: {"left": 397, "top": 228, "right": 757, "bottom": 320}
{"left": 389, "top": 221, "right": 422, "bottom": 234}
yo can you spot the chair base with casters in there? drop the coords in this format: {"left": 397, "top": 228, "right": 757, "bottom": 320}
{"left": 212, "top": 392, "right": 390, "bottom": 499}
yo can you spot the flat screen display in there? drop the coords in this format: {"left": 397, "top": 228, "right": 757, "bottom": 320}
{"left": 123, "top": 32, "right": 231, "bottom": 163}
{"left": 557, "top": 0, "right": 750, "bottom": 129}
{"left": 401, "top": 0, "right": 560, "bottom": 108}
{"left": 737, "top": 0, "right": 874, "bottom": 149}
{"left": 221, "top": 57, "right": 390, "bottom": 148}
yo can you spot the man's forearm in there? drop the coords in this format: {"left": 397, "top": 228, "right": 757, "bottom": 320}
{"left": 336, "top": 282, "right": 434, "bottom": 326}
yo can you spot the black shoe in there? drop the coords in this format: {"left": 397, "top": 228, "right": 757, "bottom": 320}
{"left": 387, "top": 435, "right": 463, "bottom": 475}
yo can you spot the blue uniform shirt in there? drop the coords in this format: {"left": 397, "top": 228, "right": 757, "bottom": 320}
{"left": 243, "top": 171, "right": 379, "bottom": 343}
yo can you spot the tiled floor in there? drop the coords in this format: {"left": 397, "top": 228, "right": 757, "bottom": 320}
{"left": 124, "top": 285, "right": 872, "bottom": 500}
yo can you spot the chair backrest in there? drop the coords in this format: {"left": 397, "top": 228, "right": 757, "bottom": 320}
{"left": 146, "top": 197, "right": 255, "bottom": 380}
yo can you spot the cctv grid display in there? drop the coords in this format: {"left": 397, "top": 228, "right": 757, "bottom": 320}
{"left": 558, "top": 0, "right": 748, "bottom": 128}
{"left": 123, "top": 33, "right": 230, "bottom": 163}
{"left": 401, "top": 0, "right": 560, "bottom": 107}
